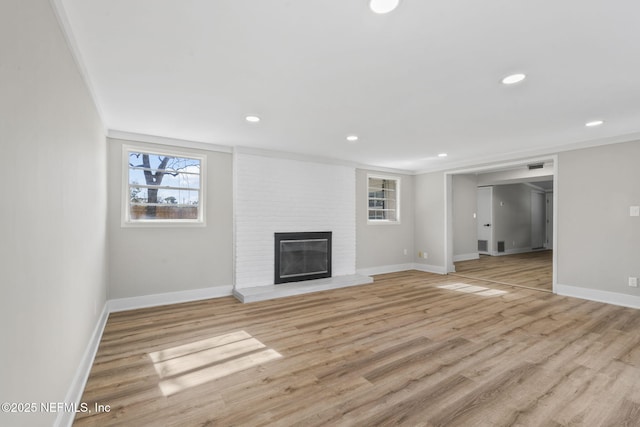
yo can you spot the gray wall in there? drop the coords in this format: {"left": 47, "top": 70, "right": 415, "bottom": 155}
{"left": 107, "top": 138, "right": 233, "bottom": 299}
{"left": 493, "top": 184, "right": 533, "bottom": 252}
{"left": 557, "top": 140, "right": 640, "bottom": 295}
{"left": 414, "top": 172, "right": 446, "bottom": 269}
{"left": 452, "top": 174, "right": 478, "bottom": 259}
{"left": 0, "top": 1, "right": 108, "bottom": 425}
{"left": 356, "top": 170, "right": 414, "bottom": 270}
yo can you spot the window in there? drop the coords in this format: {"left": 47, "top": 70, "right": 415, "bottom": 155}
{"left": 123, "top": 146, "right": 205, "bottom": 225}
{"left": 368, "top": 175, "right": 400, "bottom": 223}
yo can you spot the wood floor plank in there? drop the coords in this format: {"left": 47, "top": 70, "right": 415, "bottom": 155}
{"left": 453, "top": 250, "right": 552, "bottom": 291}
{"left": 74, "top": 270, "right": 640, "bottom": 426}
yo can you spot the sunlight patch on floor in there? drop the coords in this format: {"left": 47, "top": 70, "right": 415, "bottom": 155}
{"left": 149, "top": 331, "right": 282, "bottom": 396}
{"left": 437, "top": 283, "right": 507, "bottom": 297}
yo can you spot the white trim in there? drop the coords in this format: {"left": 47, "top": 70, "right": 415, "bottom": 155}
{"left": 356, "top": 164, "right": 414, "bottom": 175}
{"left": 552, "top": 158, "right": 558, "bottom": 292}
{"left": 414, "top": 132, "right": 640, "bottom": 174}
{"left": 523, "top": 182, "right": 547, "bottom": 192}
{"left": 412, "top": 263, "right": 448, "bottom": 275}
{"left": 357, "top": 263, "right": 449, "bottom": 276}
{"left": 493, "top": 247, "right": 538, "bottom": 256}
{"left": 121, "top": 144, "right": 206, "bottom": 227}
{"left": 556, "top": 284, "right": 640, "bottom": 310}
{"left": 54, "top": 303, "right": 109, "bottom": 427}
{"left": 57, "top": 286, "right": 233, "bottom": 425}
{"left": 443, "top": 154, "right": 558, "bottom": 293}
{"left": 49, "top": 0, "right": 107, "bottom": 132}
{"left": 356, "top": 263, "right": 416, "bottom": 276}
{"left": 444, "top": 174, "right": 453, "bottom": 273}
{"left": 108, "top": 286, "right": 234, "bottom": 312}
{"left": 236, "top": 145, "right": 361, "bottom": 168}
{"left": 109, "top": 130, "right": 233, "bottom": 153}
{"left": 232, "top": 148, "right": 239, "bottom": 296}
{"left": 367, "top": 173, "right": 401, "bottom": 224}
{"left": 453, "top": 253, "right": 480, "bottom": 262}
{"left": 235, "top": 145, "right": 414, "bottom": 175}
{"left": 233, "top": 275, "right": 373, "bottom": 303}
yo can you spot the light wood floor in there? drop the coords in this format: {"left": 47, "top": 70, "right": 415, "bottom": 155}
{"left": 453, "top": 251, "right": 553, "bottom": 292}
{"left": 75, "top": 271, "right": 640, "bottom": 426}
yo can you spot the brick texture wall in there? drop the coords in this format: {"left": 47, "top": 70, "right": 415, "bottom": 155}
{"left": 235, "top": 153, "right": 356, "bottom": 288}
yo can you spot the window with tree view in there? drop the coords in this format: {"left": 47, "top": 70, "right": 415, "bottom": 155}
{"left": 126, "top": 149, "right": 204, "bottom": 223}
{"left": 368, "top": 176, "right": 399, "bottom": 222}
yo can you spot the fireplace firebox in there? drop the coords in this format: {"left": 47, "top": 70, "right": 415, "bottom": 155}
{"left": 274, "top": 232, "right": 332, "bottom": 284}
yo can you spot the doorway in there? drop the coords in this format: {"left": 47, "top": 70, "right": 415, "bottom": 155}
{"left": 445, "top": 156, "right": 557, "bottom": 293}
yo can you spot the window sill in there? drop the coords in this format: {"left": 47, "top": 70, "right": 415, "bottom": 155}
{"left": 121, "top": 219, "right": 206, "bottom": 228}
{"left": 367, "top": 220, "right": 401, "bottom": 226}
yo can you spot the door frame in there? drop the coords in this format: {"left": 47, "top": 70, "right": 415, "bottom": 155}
{"left": 444, "top": 155, "right": 558, "bottom": 293}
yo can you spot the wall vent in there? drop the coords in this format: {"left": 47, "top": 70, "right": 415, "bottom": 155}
{"left": 478, "top": 240, "right": 488, "bottom": 252}
{"left": 528, "top": 163, "right": 544, "bottom": 170}
{"left": 497, "top": 241, "right": 505, "bottom": 253}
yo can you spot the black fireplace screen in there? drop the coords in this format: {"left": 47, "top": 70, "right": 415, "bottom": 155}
{"left": 274, "top": 232, "right": 332, "bottom": 284}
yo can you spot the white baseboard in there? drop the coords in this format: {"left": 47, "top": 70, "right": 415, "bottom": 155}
{"left": 54, "top": 303, "right": 110, "bottom": 427}
{"left": 60, "top": 285, "right": 234, "bottom": 426}
{"left": 356, "top": 263, "right": 416, "bottom": 276}
{"left": 453, "top": 253, "right": 479, "bottom": 262}
{"left": 108, "top": 285, "right": 234, "bottom": 312}
{"left": 556, "top": 283, "right": 640, "bottom": 310}
{"left": 488, "top": 247, "right": 551, "bottom": 256}
{"left": 412, "top": 263, "right": 447, "bottom": 275}
{"left": 357, "top": 262, "right": 447, "bottom": 275}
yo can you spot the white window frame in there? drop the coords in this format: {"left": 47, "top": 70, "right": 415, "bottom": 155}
{"left": 367, "top": 174, "right": 401, "bottom": 225}
{"left": 122, "top": 145, "right": 206, "bottom": 227}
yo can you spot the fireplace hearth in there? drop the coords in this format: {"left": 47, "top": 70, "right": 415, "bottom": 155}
{"left": 274, "top": 232, "right": 332, "bottom": 284}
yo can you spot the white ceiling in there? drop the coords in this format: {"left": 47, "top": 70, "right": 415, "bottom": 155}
{"left": 57, "top": 0, "right": 640, "bottom": 172}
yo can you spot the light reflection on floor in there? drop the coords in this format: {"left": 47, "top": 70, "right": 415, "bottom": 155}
{"left": 148, "top": 330, "right": 282, "bottom": 396}
{"left": 437, "top": 283, "right": 508, "bottom": 297}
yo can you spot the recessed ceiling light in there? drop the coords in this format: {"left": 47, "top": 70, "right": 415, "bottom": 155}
{"left": 438, "top": 153, "right": 448, "bottom": 158}
{"left": 346, "top": 135, "right": 359, "bottom": 142}
{"left": 501, "top": 73, "right": 526, "bottom": 85}
{"left": 245, "top": 115, "right": 260, "bottom": 123}
{"left": 370, "top": 0, "right": 400, "bottom": 14}
{"left": 585, "top": 120, "right": 604, "bottom": 127}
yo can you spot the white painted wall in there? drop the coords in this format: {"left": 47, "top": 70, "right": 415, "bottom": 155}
{"left": 0, "top": 1, "right": 108, "bottom": 425}
{"left": 492, "top": 184, "right": 533, "bottom": 253}
{"left": 414, "top": 172, "right": 446, "bottom": 272}
{"left": 107, "top": 138, "right": 233, "bottom": 299}
{"left": 557, "top": 140, "right": 640, "bottom": 296}
{"left": 452, "top": 174, "right": 478, "bottom": 261}
{"left": 234, "top": 152, "right": 356, "bottom": 288}
{"left": 356, "top": 169, "right": 415, "bottom": 273}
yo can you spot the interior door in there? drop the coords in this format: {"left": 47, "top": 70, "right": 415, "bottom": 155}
{"left": 531, "top": 191, "right": 545, "bottom": 249}
{"left": 477, "top": 187, "right": 493, "bottom": 255}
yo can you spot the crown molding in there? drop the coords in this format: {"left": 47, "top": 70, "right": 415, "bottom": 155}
{"left": 415, "top": 132, "right": 640, "bottom": 175}
{"left": 50, "top": 0, "right": 107, "bottom": 133}
{"left": 108, "top": 130, "right": 233, "bottom": 153}
{"left": 234, "top": 146, "right": 414, "bottom": 175}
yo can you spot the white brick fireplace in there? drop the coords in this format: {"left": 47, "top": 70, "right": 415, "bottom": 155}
{"left": 233, "top": 150, "right": 370, "bottom": 302}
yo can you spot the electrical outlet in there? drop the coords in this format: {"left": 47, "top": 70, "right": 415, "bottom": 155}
{"left": 403, "top": 249, "right": 407, "bottom": 255}
{"left": 631, "top": 206, "right": 640, "bottom": 217}
{"left": 423, "top": 252, "right": 428, "bottom": 259}
{"left": 629, "top": 277, "right": 638, "bottom": 288}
